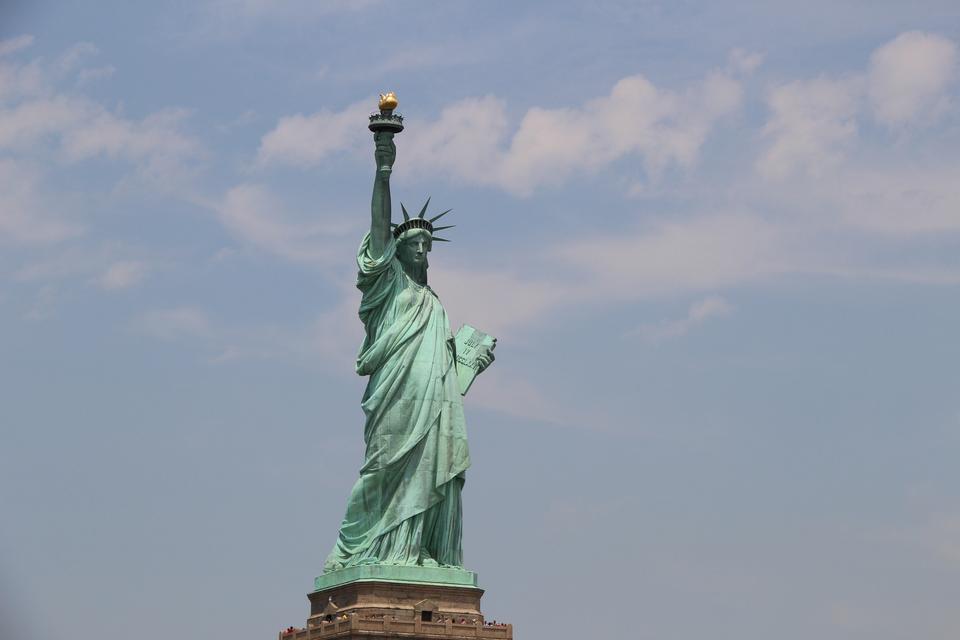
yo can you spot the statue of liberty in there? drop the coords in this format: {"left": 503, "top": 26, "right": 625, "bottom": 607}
{"left": 323, "top": 102, "right": 495, "bottom": 574}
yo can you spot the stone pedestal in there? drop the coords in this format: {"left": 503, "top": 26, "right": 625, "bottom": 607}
{"left": 278, "top": 570, "right": 513, "bottom": 640}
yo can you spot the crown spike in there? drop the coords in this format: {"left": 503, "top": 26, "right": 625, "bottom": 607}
{"left": 432, "top": 237, "right": 451, "bottom": 242}
{"left": 428, "top": 209, "right": 451, "bottom": 224}
{"left": 392, "top": 201, "right": 455, "bottom": 241}
{"left": 417, "top": 197, "right": 431, "bottom": 219}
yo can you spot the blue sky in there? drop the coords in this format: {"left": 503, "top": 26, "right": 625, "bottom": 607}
{"left": 2, "top": 2, "right": 960, "bottom": 639}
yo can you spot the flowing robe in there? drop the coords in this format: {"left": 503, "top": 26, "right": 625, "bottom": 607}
{"left": 324, "top": 233, "right": 470, "bottom": 571}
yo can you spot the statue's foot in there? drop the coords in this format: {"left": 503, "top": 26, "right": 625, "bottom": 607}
{"left": 418, "top": 553, "right": 439, "bottom": 568}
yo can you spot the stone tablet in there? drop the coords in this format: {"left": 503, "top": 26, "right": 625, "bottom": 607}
{"left": 454, "top": 325, "right": 497, "bottom": 396}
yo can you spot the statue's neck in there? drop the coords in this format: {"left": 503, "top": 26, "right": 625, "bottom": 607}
{"left": 402, "top": 262, "right": 428, "bottom": 285}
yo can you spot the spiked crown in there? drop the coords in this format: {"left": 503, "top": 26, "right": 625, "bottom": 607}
{"left": 391, "top": 197, "right": 454, "bottom": 242}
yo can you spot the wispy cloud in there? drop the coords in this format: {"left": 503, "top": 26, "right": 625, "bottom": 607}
{"left": 554, "top": 213, "right": 790, "bottom": 297}
{"left": 628, "top": 295, "right": 734, "bottom": 343}
{"left": 0, "top": 34, "right": 34, "bottom": 57}
{"left": 256, "top": 99, "right": 369, "bottom": 167}
{"left": 759, "top": 31, "right": 958, "bottom": 180}
{"left": 132, "top": 295, "right": 364, "bottom": 370}
{"left": 215, "top": 183, "right": 361, "bottom": 265}
{"left": 0, "top": 45, "right": 202, "bottom": 172}
{"left": 0, "top": 159, "right": 80, "bottom": 245}
{"left": 429, "top": 213, "right": 783, "bottom": 342}
{"left": 758, "top": 75, "right": 862, "bottom": 179}
{"left": 244, "top": 32, "right": 960, "bottom": 355}
{"left": 257, "top": 62, "right": 750, "bottom": 195}
{"left": 13, "top": 245, "right": 153, "bottom": 286}
{"left": 0, "top": 42, "right": 203, "bottom": 250}
{"left": 96, "top": 261, "right": 147, "bottom": 291}
{"left": 57, "top": 42, "right": 99, "bottom": 73}
{"left": 753, "top": 32, "right": 960, "bottom": 236}
{"left": 428, "top": 265, "right": 570, "bottom": 339}
{"left": 868, "top": 31, "right": 957, "bottom": 127}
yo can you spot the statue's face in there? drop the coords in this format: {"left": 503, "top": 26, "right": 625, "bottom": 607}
{"left": 397, "top": 230, "right": 431, "bottom": 268}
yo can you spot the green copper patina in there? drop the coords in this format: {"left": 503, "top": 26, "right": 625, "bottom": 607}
{"left": 315, "top": 565, "right": 478, "bottom": 591}
{"left": 322, "top": 97, "right": 494, "bottom": 583}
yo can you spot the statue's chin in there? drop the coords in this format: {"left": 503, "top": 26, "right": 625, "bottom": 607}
{"left": 399, "top": 259, "right": 428, "bottom": 283}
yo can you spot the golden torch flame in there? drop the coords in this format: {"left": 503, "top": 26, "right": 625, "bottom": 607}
{"left": 378, "top": 92, "right": 398, "bottom": 112}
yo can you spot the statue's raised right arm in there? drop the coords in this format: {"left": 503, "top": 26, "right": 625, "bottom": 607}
{"left": 369, "top": 132, "right": 396, "bottom": 259}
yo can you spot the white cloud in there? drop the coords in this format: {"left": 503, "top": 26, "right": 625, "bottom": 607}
{"left": 0, "top": 47, "right": 202, "bottom": 184}
{"left": 728, "top": 48, "right": 765, "bottom": 75}
{"left": 0, "top": 35, "right": 34, "bottom": 57}
{"left": 0, "top": 57, "right": 48, "bottom": 103}
{"left": 831, "top": 164, "right": 960, "bottom": 234}
{"left": 0, "top": 159, "right": 79, "bottom": 245}
{"left": 428, "top": 265, "right": 570, "bottom": 339}
{"left": 0, "top": 96, "right": 88, "bottom": 149}
{"left": 554, "top": 213, "right": 789, "bottom": 297}
{"left": 629, "top": 295, "right": 734, "bottom": 343}
{"left": 134, "top": 307, "right": 211, "bottom": 341}
{"left": 246, "top": 33, "right": 960, "bottom": 349}
{"left": 416, "top": 70, "right": 743, "bottom": 195}
{"left": 0, "top": 94, "right": 198, "bottom": 242}
{"left": 61, "top": 106, "right": 199, "bottom": 168}
{"left": 57, "top": 42, "right": 98, "bottom": 72}
{"left": 869, "top": 31, "right": 957, "bottom": 127}
{"left": 430, "top": 214, "right": 785, "bottom": 342}
{"left": 258, "top": 68, "right": 744, "bottom": 195}
{"left": 396, "top": 95, "right": 510, "bottom": 188}
{"left": 207, "top": 304, "right": 363, "bottom": 367}
{"left": 758, "top": 76, "right": 862, "bottom": 179}
{"left": 257, "top": 100, "right": 370, "bottom": 167}
{"left": 132, "top": 293, "right": 365, "bottom": 371}
{"left": 97, "top": 261, "right": 146, "bottom": 290}
{"left": 752, "top": 31, "right": 960, "bottom": 237}
{"left": 301, "top": 292, "right": 364, "bottom": 369}
{"left": 759, "top": 32, "right": 958, "bottom": 179}
{"left": 217, "top": 184, "right": 360, "bottom": 264}
{"left": 427, "top": 203, "right": 960, "bottom": 346}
